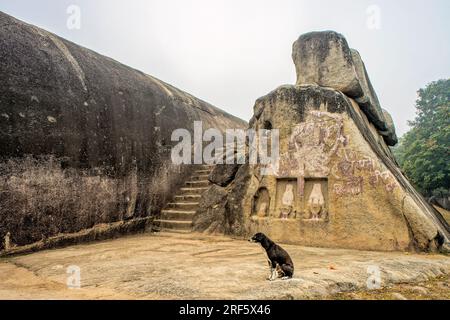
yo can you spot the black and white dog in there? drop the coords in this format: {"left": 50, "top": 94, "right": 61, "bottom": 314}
{"left": 249, "top": 233, "right": 294, "bottom": 281}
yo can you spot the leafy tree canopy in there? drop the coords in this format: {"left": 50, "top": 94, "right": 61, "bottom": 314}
{"left": 393, "top": 79, "right": 450, "bottom": 197}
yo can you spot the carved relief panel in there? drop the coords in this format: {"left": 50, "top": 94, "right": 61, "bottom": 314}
{"left": 303, "top": 178, "right": 328, "bottom": 221}
{"left": 275, "top": 178, "right": 300, "bottom": 219}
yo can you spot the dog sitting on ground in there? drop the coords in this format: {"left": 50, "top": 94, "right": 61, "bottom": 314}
{"left": 249, "top": 233, "right": 294, "bottom": 281}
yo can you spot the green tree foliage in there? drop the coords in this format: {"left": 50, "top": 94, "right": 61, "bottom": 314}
{"left": 393, "top": 79, "right": 450, "bottom": 197}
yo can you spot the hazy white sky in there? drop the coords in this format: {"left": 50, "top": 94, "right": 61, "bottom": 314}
{"left": 1, "top": 0, "right": 449, "bottom": 135}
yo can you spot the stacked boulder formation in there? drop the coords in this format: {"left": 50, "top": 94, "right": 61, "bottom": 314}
{"left": 194, "top": 31, "right": 450, "bottom": 253}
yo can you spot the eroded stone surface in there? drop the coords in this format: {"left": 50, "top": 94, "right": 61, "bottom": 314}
{"left": 292, "top": 31, "right": 363, "bottom": 98}
{"left": 292, "top": 31, "right": 390, "bottom": 133}
{"left": 0, "top": 11, "right": 246, "bottom": 249}
{"left": 194, "top": 31, "right": 449, "bottom": 252}
{"left": 380, "top": 109, "right": 398, "bottom": 146}
{"left": 195, "top": 84, "right": 450, "bottom": 252}
{"left": 351, "top": 49, "right": 387, "bottom": 132}
{"left": 0, "top": 233, "right": 448, "bottom": 300}
{"left": 208, "top": 164, "right": 241, "bottom": 187}
{"left": 192, "top": 185, "right": 229, "bottom": 233}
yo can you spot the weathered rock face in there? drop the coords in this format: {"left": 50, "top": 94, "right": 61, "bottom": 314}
{"left": 381, "top": 109, "right": 398, "bottom": 146}
{"left": 208, "top": 163, "right": 240, "bottom": 187}
{"left": 193, "top": 163, "right": 250, "bottom": 236}
{"left": 0, "top": 12, "right": 245, "bottom": 163}
{"left": 292, "top": 31, "right": 363, "bottom": 98}
{"left": 0, "top": 12, "right": 246, "bottom": 250}
{"left": 192, "top": 185, "right": 229, "bottom": 233}
{"left": 350, "top": 49, "right": 388, "bottom": 133}
{"left": 292, "top": 31, "right": 398, "bottom": 141}
{"left": 195, "top": 32, "right": 449, "bottom": 253}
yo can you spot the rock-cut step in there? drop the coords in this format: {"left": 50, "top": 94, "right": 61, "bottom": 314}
{"left": 184, "top": 180, "right": 210, "bottom": 188}
{"left": 194, "top": 169, "right": 212, "bottom": 175}
{"left": 174, "top": 194, "right": 202, "bottom": 201}
{"left": 160, "top": 209, "right": 196, "bottom": 221}
{"left": 166, "top": 202, "right": 199, "bottom": 210}
{"left": 157, "top": 220, "right": 192, "bottom": 231}
{"left": 179, "top": 187, "right": 209, "bottom": 195}
{"left": 189, "top": 174, "right": 209, "bottom": 181}
{"left": 154, "top": 165, "right": 214, "bottom": 233}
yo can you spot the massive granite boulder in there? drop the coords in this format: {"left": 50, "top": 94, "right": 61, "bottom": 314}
{"left": 292, "top": 31, "right": 398, "bottom": 143}
{"left": 292, "top": 31, "right": 363, "bottom": 99}
{"left": 195, "top": 32, "right": 449, "bottom": 253}
{"left": 0, "top": 11, "right": 246, "bottom": 250}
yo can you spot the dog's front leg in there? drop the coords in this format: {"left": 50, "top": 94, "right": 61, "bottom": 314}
{"left": 268, "top": 261, "right": 278, "bottom": 281}
{"left": 266, "top": 260, "right": 273, "bottom": 280}
{"left": 269, "top": 268, "right": 278, "bottom": 281}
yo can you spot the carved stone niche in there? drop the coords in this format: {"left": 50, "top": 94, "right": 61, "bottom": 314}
{"left": 252, "top": 187, "right": 270, "bottom": 218}
{"left": 303, "top": 178, "right": 329, "bottom": 221}
{"left": 275, "top": 178, "right": 299, "bottom": 220}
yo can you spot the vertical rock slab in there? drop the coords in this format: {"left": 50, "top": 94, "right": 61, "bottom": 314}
{"left": 351, "top": 49, "right": 387, "bottom": 132}
{"left": 380, "top": 109, "right": 398, "bottom": 146}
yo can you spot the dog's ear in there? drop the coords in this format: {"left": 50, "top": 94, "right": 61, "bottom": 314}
{"left": 250, "top": 233, "right": 261, "bottom": 242}
{"left": 256, "top": 233, "right": 266, "bottom": 241}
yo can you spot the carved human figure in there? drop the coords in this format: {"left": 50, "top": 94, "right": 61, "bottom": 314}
{"left": 254, "top": 188, "right": 270, "bottom": 218}
{"left": 307, "top": 183, "right": 326, "bottom": 220}
{"left": 258, "top": 202, "right": 268, "bottom": 217}
{"left": 276, "top": 112, "right": 346, "bottom": 178}
{"left": 280, "top": 184, "right": 294, "bottom": 219}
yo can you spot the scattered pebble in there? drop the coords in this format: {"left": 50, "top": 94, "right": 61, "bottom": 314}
{"left": 51, "top": 265, "right": 64, "bottom": 270}
{"left": 410, "top": 286, "right": 429, "bottom": 295}
{"left": 391, "top": 292, "right": 407, "bottom": 300}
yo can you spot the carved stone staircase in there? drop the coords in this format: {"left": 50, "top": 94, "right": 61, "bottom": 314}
{"left": 154, "top": 164, "right": 214, "bottom": 233}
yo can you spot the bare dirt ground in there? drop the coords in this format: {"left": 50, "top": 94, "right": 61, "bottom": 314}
{"left": 0, "top": 232, "right": 449, "bottom": 300}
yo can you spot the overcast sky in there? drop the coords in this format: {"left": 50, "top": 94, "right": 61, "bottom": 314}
{"left": 1, "top": 0, "right": 449, "bottom": 136}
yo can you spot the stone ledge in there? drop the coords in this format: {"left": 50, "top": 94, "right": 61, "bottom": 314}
{"left": 0, "top": 217, "right": 154, "bottom": 258}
